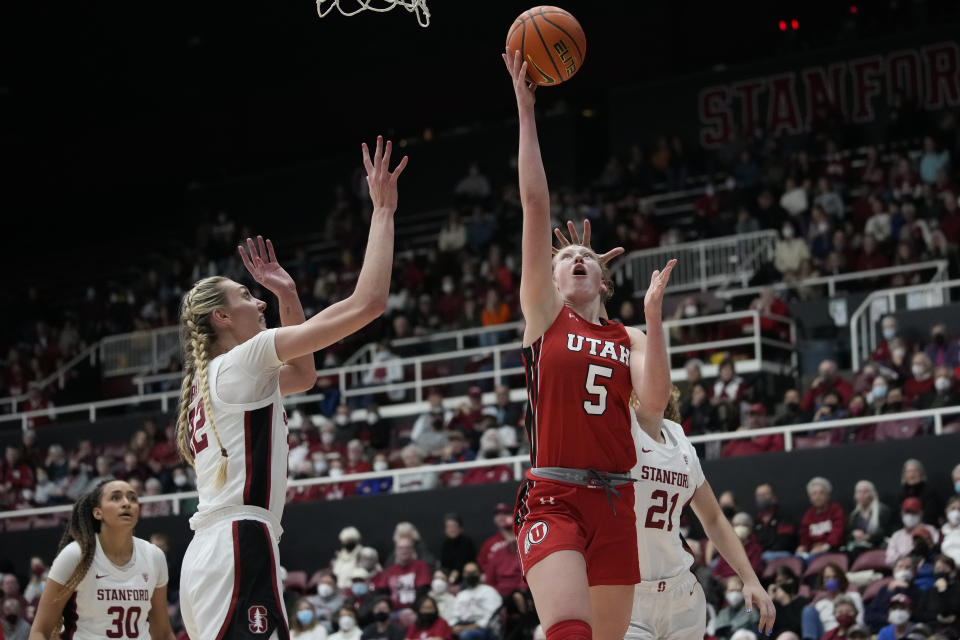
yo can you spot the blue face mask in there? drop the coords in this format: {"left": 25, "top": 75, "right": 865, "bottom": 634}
{"left": 955, "top": 481, "right": 960, "bottom": 495}
{"left": 353, "top": 583, "right": 368, "bottom": 596}
{"left": 297, "top": 610, "right": 315, "bottom": 625}
{"left": 825, "top": 578, "right": 840, "bottom": 593}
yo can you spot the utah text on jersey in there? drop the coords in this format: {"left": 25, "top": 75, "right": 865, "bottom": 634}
{"left": 565, "top": 333, "right": 631, "bottom": 366}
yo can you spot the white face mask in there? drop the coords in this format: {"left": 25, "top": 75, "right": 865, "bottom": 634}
{"left": 442, "top": 282, "right": 455, "bottom": 294}
{"left": 321, "top": 432, "right": 335, "bottom": 445}
{"left": 894, "top": 569, "right": 914, "bottom": 582}
{"left": 317, "top": 583, "right": 335, "bottom": 598}
{"left": 782, "top": 227, "right": 794, "bottom": 239}
{"left": 725, "top": 591, "right": 744, "bottom": 608}
{"left": 339, "top": 616, "right": 357, "bottom": 631}
{"left": 431, "top": 579, "right": 448, "bottom": 594}
{"left": 374, "top": 460, "right": 389, "bottom": 472}
{"left": 818, "top": 222, "right": 829, "bottom": 234}
{"left": 911, "top": 365, "right": 926, "bottom": 379}
{"left": 329, "top": 468, "right": 344, "bottom": 479}
{"left": 892, "top": 348, "right": 906, "bottom": 360}
{"left": 335, "top": 414, "right": 349, "bottom": 426}
{"left": 733, "top": 525, "right": 751, "bottom": 541}
{"left": 902, "top": 513, "right": 921, "bottom": 528}
{"left": 935, "top": 376, "right": 952, "bottom": 392}
{"left": 314, "top": 460, "right": 328, "bottom": 474}
{"left": 883, "top": 328, "right": 896, "bottom": 341}
{"left": 173, "top": 474, "right": 187, "bottom": 487}
{"left": 888, "top": 609, "right": 910, "bottom": 625}
{"left": 367, "top": 414, "right": 379, "bottom": 425}
{"left": 947, "top": 509, "right": 960, "bottom": 526}
{"left": 684, "top": 305, "right": 697, "bottom": 317}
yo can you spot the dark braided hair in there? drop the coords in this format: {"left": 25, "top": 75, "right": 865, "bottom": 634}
{"left": 56, "top": 479, "right": 113, "bottom": 595}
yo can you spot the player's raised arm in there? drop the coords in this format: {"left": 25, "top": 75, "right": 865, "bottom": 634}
{"left": 503, "top": 48, "right": 562, "bottom": 342}
{"left": 274, "top": 136, "right": 407, "bottom": 362}
{"left": 629, "top": 259, "right": 677, "bottom": 427}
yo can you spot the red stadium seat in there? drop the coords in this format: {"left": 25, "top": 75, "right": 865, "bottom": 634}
{"left": 861, "top": 577, "right": 894, "bottom": 603}
{"left": 762, "top": 556, "right": 804, "bottom": 579}
{"left": 284, "top": 570, "right": 308, "bottom": 592}
{"left": 803, "top": 553, "right": 849, "bottom": 579}
{"left": 850, "top": 549, "right": 890, "bottom": 573}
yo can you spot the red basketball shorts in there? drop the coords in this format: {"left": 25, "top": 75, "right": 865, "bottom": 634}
{"left": 513, "top": 475, "right": 641, "bottom": 586}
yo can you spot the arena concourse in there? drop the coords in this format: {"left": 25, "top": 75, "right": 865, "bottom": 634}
{"left": 2, "top": 2, "right": 960, "bottom": 639}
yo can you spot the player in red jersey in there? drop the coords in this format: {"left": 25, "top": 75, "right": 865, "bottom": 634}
{"left": 503, "top": 48, "right": 676, "bottom": 640}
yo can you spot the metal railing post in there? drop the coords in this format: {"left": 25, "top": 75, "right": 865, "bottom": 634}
{"left": 493, "top": 348, "right": 502, "bottom": 386}
{"left": 513, "top": 460, "right": 523, "bottom": 481}
{"left": 784, "top": 431, "right": 793, "bottom": 452}
{"left": 414, "top": 361, "right": 423, "bottom": 403}
{"left": 934, "top": 413, "right": 943, "bottom": 436}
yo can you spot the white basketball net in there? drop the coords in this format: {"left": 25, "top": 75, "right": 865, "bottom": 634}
{"left": 316, "top": 0, "right": 431, "bottom": 27}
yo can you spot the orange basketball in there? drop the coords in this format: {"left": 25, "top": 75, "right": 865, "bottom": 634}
{"left": 506, "top": 6, "right": 586, "bottom": 86}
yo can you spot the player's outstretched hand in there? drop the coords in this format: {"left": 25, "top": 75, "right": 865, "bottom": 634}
{"left": 238, "top": 236, "right": 295, "bottom": 296}
{"left": 363, "top": 135, "right": 408, "bottom": 212}
{"left": 502, "top": 48, "right": 536, "bottom": 110}
{"left": 643, "top": 259, "right": 677, "bottom": 318}
{"left": 743, "top": 580, "right": 776, "bottom": 636}
{"left": 552, "top": 219, "right": 625, "bottom": 265}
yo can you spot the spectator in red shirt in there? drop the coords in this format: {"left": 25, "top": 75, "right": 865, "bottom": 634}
{"left": 373, "top": 537, "right": 432, "bottom": 611}
{"left": 23, "top": 385, "right": 53, "bottom": 428}
{"left": 148, "top": 423, "right": 181, "bottom": 468}
{"left": 312, "top": 423, "right": 347, "bottom": 462}
{"left": 854, "top": 234, "right": 890, "bottom": 272}
{"left": 821, "top": 596, "right": 860, "bottom": 640}
{"left": 713, "top": 512, "right": 764, "bottom": 579}
{"left": 405, "top": 596, "right": 453, "bottom": 640}
{"left": 741, "top": 289, "right": 790, "bottom": 340}
{"left": 869, "top": 316, "right": 900, "bottom": 364}
{"left": 904, "top": 353, "right": 935, "bottom": 403}
{"left": 476, "top": 504, "right": 527, "bottom": 599}
{"left": 1, "top": 446, "right": 35, "bottom": 496}
{"left": 797, "top": 476, "right": 845, "bottom": 556}
{"left": 436, "top": 275, "right": 465, "bottom": 325}
{"left": 800, "top": 359, "right": 853, "bottom": 413}
{"left": 462, "top": 431, "right": 513, "bottom": 486}
{"left": 345, "top": 439, "right": 373, "bottom": 475}
{"left": 721, "top": 404, "right": 784, "bottom": 458}
{"left": 477, "top": 503, "right": 515, "bottom": 572}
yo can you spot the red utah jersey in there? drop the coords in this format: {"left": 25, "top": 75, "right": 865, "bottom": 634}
{"left": 522, "top": 307, "right": 636, "bottom": 472}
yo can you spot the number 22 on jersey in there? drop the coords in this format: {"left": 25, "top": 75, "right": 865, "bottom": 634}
{"left": 188, "top": 401, "right": 209, "bottom": 456}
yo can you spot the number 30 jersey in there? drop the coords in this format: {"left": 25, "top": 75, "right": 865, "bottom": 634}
{"left": 631, "top": 415, "right": 705, "bottom": 581}
{"left": 521, "top": 306, "right": 635, "bottom": 472}
{"left": 48, "top": 536, "right": 168, "bottom": 639}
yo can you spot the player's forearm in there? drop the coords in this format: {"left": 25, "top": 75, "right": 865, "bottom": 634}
{"left": 517, "top": 109, "right": 549, "bottom": 213}
{"left": 638, "top": 317, "right": 671, "bottom": 414}
{"left": 704, "top": 517, "right": 762, "bottom": 587}
{"left": 275, "top": 288, "right": 315, "bottom": 379}
{"left": 351, "top": 207, "right": 395, "bottom": 313}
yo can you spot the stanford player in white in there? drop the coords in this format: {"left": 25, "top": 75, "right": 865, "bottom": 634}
{"left": 175, "top": 137, "right": 407, "bottom": 640}
{"left": 29, "top": 479, "right": 176, "bottom": 640}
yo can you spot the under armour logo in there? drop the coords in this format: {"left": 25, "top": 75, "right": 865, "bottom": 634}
{"left": 569, "top": 313, "right": 578, "bottom": 321}
{"left": 248, "top": 606, "right": 268, "bottom": 634}
{"left": 539, "top": 496, "right": 555, "bottom": 505}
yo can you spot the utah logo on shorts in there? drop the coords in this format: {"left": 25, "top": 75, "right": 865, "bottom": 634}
{"left": 523, "top": 521, "right": 549, "bottom": 556}
{"left": 248, "top": 605, "right": 269, "bottom": 634}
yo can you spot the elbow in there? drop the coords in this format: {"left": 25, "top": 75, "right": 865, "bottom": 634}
{"left": 363, "top": 296, "right": 388, "bottom": 319}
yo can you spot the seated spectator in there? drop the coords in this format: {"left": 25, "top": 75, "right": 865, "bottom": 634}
{"left": 753, "top": 483, "right": 798, "bottom": 563}
{"left": 314, "top": 423, "right": 348, "bottom": 462}
{"left": 918, "top": 366, "right": 960, "bottom": 409}
{"left": 348, "top": 568, "right": 377, "bottom": 628}
{"left": 491, "top": 384, "right": 522, "bottom": 428}
{"left": 344, "top": 440, "right": 373, "bottom": 476}
{"left": 769, "top": 566, "right": 809, "bottom": 637}
{"left": 886, "top": 498, "right": 941, "bottom": 567}
{"left": 904, "top": 353, "right": 935, "bottom": 404}
{"left": 797, "top": 477, "right": 845, "bottom": 557}
{"left": 899, "top": 459, "right": 942, "bottom": 526}
{"left": 139, "top": 477, "right": 170, "bottom": 517}
{"left": 821, "top": 596, "right": 860, "bottom": 640}
{"left": 428, "top": 571, "right": 457, "bottom": 625}
{"left": 309, "top": 572, "right": 346, "bottom": 627}
{"left": 813, "top": 390, "right": 848, "bottom": 423}
{"left": 712, "top": 359, "right": 745, "bottom": 404}
{"left": 914, "top": 554, "right": 960, "bottom": 635}
{"left": 394, "top": 446, "right": 438, "bottom": 494}
{"left": 358, "top": 547, "right": 383, "bottom": 577}
{"left": 800, "top": 360, "right": 853, "bottom": 413}
{"left": 23, "top": 556, "right": 47, "bottom": 603}
{"left": 461, "top": 431, "right": 512, "bottom": 485}
{"left": 713, "top": 512, "right": 764, "bottom": 579}
{"left": 373, "top": 537, "right": 431, "bottom": 610}
{"left": 356, "top": 453, "right": 392, "bottom": 496}
{"left": 721, "top": 404, "right": 784, "bottom": 458}
{"left": 451, "top": 563, "right": 502, "bottom": 640}
{"left": 333, "top": 526, "right": 364, "bottom": 589}
{"left": 361, "top": 597, "right": 406, "bottom": 640}
{"left": 772, "top": 389, "right": 806, "bottom": 427}
{"left": 1, "top": 446, "right": 35, "bottom": 501}
{"left": 855, "top": 234, "right": 890, "bottom": 273}
{"left": 714, "top": 575, "right": 760, "bottom": 640}
{"left": 846, "top": 480, "right": 896, "bottom": 557}
{"left": 478, "top": 503, "right": 519, "bottom": 576}
{"left": 853, "top": 362, "right": 881, "bottom": 397}
{"left": 942, "top": 496, "right": 960, "bottom": 565}
{"left": 405, "top": 596, "right": 453, "bottom": 640}
{"left": 440, "top": 513, "right": 476, "bottom": 585}
{"left": 681, "top": 382, "right": 716, "bottom": 436}
{"left": 866, "top": 556, "right": 922, "bottom": 632}
{"left": 876, "top": 594, "right": 913, "bottom": 640}
{"left": 870, "top": 319, "right": 900, "bottom": 367}
{"left": 742, "top": 289, "right": 790, "bottom": 341}
{"left": 1, "top": 597, "right": 30, "bottom": 640}
{"left": 873, "top": 387, "right": 926, "bottom": 441}
{"left": 411, "top": 405, "right": 449, "bottom": 460}
{"left": 390, "top": 523, "right": 435, "bottom": 567}
{"left": 882, "top": 338, "right": 911, "bottom": 383}
{"left": 293, "top": 597, "right": 330, "bottom": 640}
{"left": 924, "top": 324, "right": 959, "bottom": 369}
{"left": 802, "top": 564, "right": 864, "bottom": 639}
{"left": 330, "top": 605, "right": 362, "bottom": 640}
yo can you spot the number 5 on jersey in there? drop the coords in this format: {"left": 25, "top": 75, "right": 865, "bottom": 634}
{"left": 583, "top": 364, "right": 613, "bottom": 415}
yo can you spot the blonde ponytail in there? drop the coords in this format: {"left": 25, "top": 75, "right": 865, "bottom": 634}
{"left": 176, "top": 277, "right": 231, "bottom": 488}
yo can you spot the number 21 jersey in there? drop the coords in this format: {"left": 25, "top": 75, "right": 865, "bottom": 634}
{"left": 521, "top": 307, "right": 635, "bottom": 472}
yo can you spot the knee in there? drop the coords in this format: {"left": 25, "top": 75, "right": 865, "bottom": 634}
{"left": 546, "top": 620, "right": 592, "bottom": 640}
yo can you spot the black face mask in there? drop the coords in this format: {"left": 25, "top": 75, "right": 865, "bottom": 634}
{"left": 419, "top": 613, "right": 438, "bottom": 626}
{"left": 343, "top": 541, "right": 358, "bottom": 552}
{"left": 779, "top": 580, "right": 798, "bottom": 596}
{"left": 785, "top": 402, "right": 800, "bottom": 413}
{"left": 935, "top": 334, "right": 946, "bottom": 345}
{"left": 374, "top": 611, "right": 390, "bottom": 623}
{"left": 463, "top": 575, "right": 480, "bottom": 588}
{"left": 5, "top": 614, "right": 18, "bottom": 625}
{"left": 721, "top": 506, "right": 736, "bottom": 520}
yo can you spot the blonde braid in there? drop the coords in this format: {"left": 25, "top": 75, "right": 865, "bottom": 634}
{"left": 176, "top": 277, "right": 230, "bottom": 488}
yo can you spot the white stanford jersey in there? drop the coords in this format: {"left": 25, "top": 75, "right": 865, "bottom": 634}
{"left": 631, "top": 415, "right": 705, "bottom": 582}
{"left": 187, "top": 328, "right": 289, "bottom": 529}
{"left": 48, "top": 536, "right": 168, "bottom": 639}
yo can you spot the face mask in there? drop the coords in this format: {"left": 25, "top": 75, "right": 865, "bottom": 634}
{"left": 888, "top": 609, "right": 910, "bottom": 625}
{"left": 785, "top": 402, "right": 800, "bottom": 413}
{"left": 948, "top": 509, "right": 960, "bottom": 526}
{"left": 935, "top": 333, "right": 946, "bottom": 345}
{"left": 684, "top": 305, "right": 697, "bottom": 317}
{"left": 463, "top": 575, "right": 480, "bottom": 588}
{"left": 431, "top": 579, "right": 448, "bottom": 594}
{"left": 835, "top": 613, "right": 856, "bottom": 628}
{"left": 483, "top": 449, "right": 500, "bottom": 459}
{"left": 936, "top": 376, "right": 952, "bottom": 392}
{"left": 352, "top": 583, "right": 368, "bottom": 596}
{"left": 419, "top": 612, "right": 438, "bottom": 626}
{"left": 721, "top": 505, "right": 736, "bottom": 520}
{"left": 733, "top": 525, "right": 751, "bottom": 541}
{"left": 173, "top": 474, "right": 187, "bottom": 487}
{"left": 321, "top": 433, "right": 335, "bottom": 445}
{"left": 779, "top": 580, "right": 798, "bottom": 596}
{"left": 374, "top": 460, "right": 389, "bottom": 472}
{"left": 782, "top": 227, "right": 794, "bottom": 239}
{"left": 883, "top": 328, "right": 896, "bottom": 341}
{"left": 894, "top": 569, "right": 914, "bottom": 582}
{"left": 679, "top": 527, "right": 690, "bottom": 539}
{"left": 343, "top": 541, "right": 358, "bottom": 552}
{"left": 911, "top": 365, "right": 926, "bottom": 378}
{"left": 329, "top": 468, "right": 344, "bottom": 479}
{"left": 317, "top": 583, "right": 335, "bottom": 599}
{"left": 5, "top": 614, "right": 18, "bottom": 625}
{"left": 339, "top": 616, "right": 356, "bottom": 631}
{"left": 872, "top": 386, "right": 888, "bottom": 400}
{"left": 892, "top": 348, "right": 906, "bottom": 360}
{"left": 442, "top": 282, "right": 455, "bottom": 294}
{"left": 374, "top": 611, "right": 390, "bottom": 623}
{"left": 32, "top": 565, "right": 44, "bottom": 576}
{"left": 756, "top": 497, "right": 773, "bottom": 511}
{"left": 297, "top": 610, "right": 315, "bottom": 625}
{"left": 725, "top": 591, "right": 744, "bottom": 608}
{"left": 367, "top": 415, "right": 379, "bottom": 425}
{"left": 850, "top": 404, "right": 865, "bottom": 417}
{"left": 818, "top": 222, "right": 830, "bottom": 234}
{"left": 314, "top": 461, "right": 328, "bottom": 474}
{"left": 825, "top": 578, "right": 840, "bottom": 593}
{"left": 335, "top": 415, "right": 349, "bottom": 426}
{"left": 902, "top": 514, "right": 921, "bottom": 528}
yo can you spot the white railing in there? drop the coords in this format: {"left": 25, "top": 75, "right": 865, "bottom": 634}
{"left": 4, "top": 404, "right": 957, "bottom": 522}
{"left": 612, "top": 230, "right": 779, "bottom": 295}
{"left": 99, "top": 326, "right": 180, "bottom": 377}
{"left": 0, "top": 343, "right": 100, "bottom": 414}
{"left": 851, "top": 279, "right": 960, "bottom": 370}
{"left": 715, "top": 260, "right": 949, "bottom": 302}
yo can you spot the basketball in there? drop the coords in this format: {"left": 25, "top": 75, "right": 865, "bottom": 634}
{"left": 506, "top": 6, "right": 586, "bottom": 86}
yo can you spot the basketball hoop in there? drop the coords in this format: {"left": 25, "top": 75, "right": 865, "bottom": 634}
{"left": 316, "top": 0, "right": 431, "bottom": 27}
